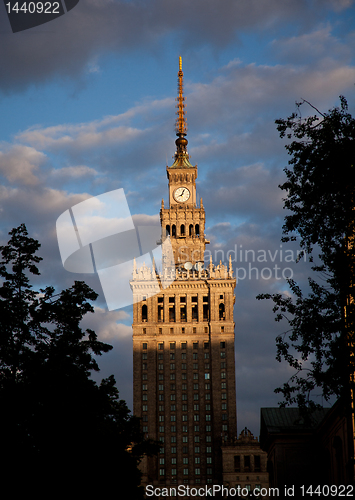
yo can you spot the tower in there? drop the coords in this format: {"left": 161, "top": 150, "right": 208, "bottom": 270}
{"left": 131, "top": 58, "right": 237, "bottom": 489}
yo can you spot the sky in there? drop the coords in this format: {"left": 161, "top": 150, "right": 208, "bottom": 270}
{"left": 1, "top": 0, "right": 355, "bottom": 437}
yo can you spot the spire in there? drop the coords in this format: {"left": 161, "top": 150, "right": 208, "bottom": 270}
{"left": 175, "top": 56, "right": 188, "bottom": 156}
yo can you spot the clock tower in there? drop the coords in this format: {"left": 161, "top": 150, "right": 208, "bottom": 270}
{"left": 161, "top": 57, "right": 208, "bottom": 269}
{"left": 131, "top": 58, "right": 237, "bottom": 490}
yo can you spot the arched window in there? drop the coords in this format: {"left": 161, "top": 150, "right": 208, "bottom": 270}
{"left": 195, "top": 224, "right": 200, "bottom": 237}
{"left": 166, "top": 225, "right": 170, "bottom": 236}
{"left": 142, "top": 304, "right": 148, "bottom": 322}
{"left": 172, "top": 224, "right": 176, "bottom": 237}
{"left": 189, "top": 224, "right": 193, "bottom": 236}
{"left": 219, "top": 303, "right": 225, "bottom": 320}
{"left": 181, "top": 224, "right": 185, "bottom": 236}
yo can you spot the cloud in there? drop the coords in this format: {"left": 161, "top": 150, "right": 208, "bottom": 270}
{"left": 1, "top": 0, "right": 353, "bottom": 93}
{"left": 0, "top": 144, "right": 46, "bottom": 185}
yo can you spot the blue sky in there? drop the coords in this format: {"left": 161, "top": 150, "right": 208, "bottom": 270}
{"left": 1, "top": 0, "right": 355, "bottom": 436}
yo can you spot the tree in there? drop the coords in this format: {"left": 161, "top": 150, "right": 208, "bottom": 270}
{"left": 0, "top": 224, "right": 157, "bottom": 495}
{"left": 257, "top": 96, "right": 355, "bottom": 409}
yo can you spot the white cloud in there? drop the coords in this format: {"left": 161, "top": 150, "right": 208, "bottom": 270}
{"left": 0, "top": 144, "right": 46, "bottom": 185}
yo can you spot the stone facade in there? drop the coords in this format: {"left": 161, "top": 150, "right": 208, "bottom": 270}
{"left": 131, "top": 58, "right": 237, "bottom": 490}
{"left": 222, "top": 427, "right": 269, "bottom": 498}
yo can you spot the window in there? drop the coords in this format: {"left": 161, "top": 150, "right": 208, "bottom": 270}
{"left": 143, "top": 343, "right": 147, "bottom": 349}
{"left": 193, "top": 353, "right": 198, "bottom": 360}
{"left": 221, "top": 372, "right": 226, "bottom": 379}
{"left": 158, "top": 364, "right": 163, "bottom": 370}
{"left": 204, "top": 353, "right": 210, "bottom": 359}
{"left": 220, "top": 341, "right": 226, "bottom": 349}
{"left": 171, "top": 468, "right": 177, "bottom": 476}
{"left": 158, "top": 343, "right": 164, "bottom": 350}
{"left": 194, "top": 435, "right": 200, "bottom": 442}
{"left": 194, "top": 447, "right": 200, "bottom": 454}
{"left": 170, "top": 373, "right": 175, "bottom": 380}
{"left": 207, "top": 457, "right": 212, "bottom": 464}
{"left": 195, "top": 457, "right": 200, "bottom": 464}
{"left": 182, "top": 436, "right": 188, "bottom": 443}
{"left": 171, "top": 415, "right": 176, "bottom": 422}
{"left": 205, "top": 373, "right": 210, "bottom": 379}
{"left": 159, "top": 426, "right": 164, "bottom": 432}
{"left": 170, "top": 394, "right": 175, "bottom": 401}
{"left": 182, "top": 415, "right": 188, "bottom": 421}
{"left": 194, "top": 394, "right": 199, "bottom": 401}
{"left": 142, "top": 353, "right": 147, "bottom": 360}
{"left": 158, "top": 353, "right": 163, "bottom": 360}
{"left": 159, "top": 405, "right": 164, "bottom": 411}
{"left": 221, "top": 382, "right": 227, "bottom": 389}
{"left": 206, "top": 404, "right": 211, "bottom": 411}
{"left": 193, "top": 404, "right": 199, "bottom": 410}
{"left": 142, "top": 394, "right": 147, "bottom": 401}
{"left": 207, "top": 468, "right": 213, "bottom": 475}
{"left": 171, "top": 426, "right": 176, "bottom": 432}
{"left": 170, "top": 363, "right": 175, "bottom": 370}
{"left": 206, "top": 414, "right": 211, "bottom": 421}
{"left": 170, "top": 342, "right": 175, "bottom": 350}
{"left": 142, "top": 384, "right": 147, "bottom": 391}
{"left": 181, "top": 353, "right": 187, "bottom": 360}
{"left": 234, "top": 456, "right": 240, "bottom": 472}
{"left": 219, "top": 303, "right": 225, "bottom": 320}
{"left": 158, "top": 384, "right": 164, "bottom": 391}
{"left": 182, "top": 383, "right": 187, "bottom": 390}
{"left": 193, "top": 363, "right": 198, "bottom": 370}
{"left": 222, "top": 393, "right": 227, "bottom": 399}
{"left": 206, "top": 435, "right": 211, "bottom": 442}
{"left": 142, "top": 374, "right": 147, "bottom": 380}
{"left": 171, "top": 436, "right": 176, "bottom": 443}
{"left": 194, "top": 414, "right": 199, "bottom": 421}
{"left": 222, "top": 403, "right": 227, "bottom": 410}
{"left": 181, "top": 363, "right": 187, "bottom": 370}
{"left": 193, "top": 373, "right": 198, "bottom": 379}
{"left": 158, "top": 374, "right": 163, "bottom": 380}
{"left": 206, "top": 425, "right": 211, "bottom": 432}
{"left": 181, "top": 342, "right": 187, "bottom": 349}
{"left": 183, "top": 426, "right": 188, "bottom": 432}
{"left": 143, "top": 426, "right": 148, "bottom": 432}
{"left": 170, "top": 384, "right": 175, "bottom": 391}
{"left": 159, "top": 415, "right": 164, "bottom": 422}
{"left": 142, "top": 415, "right": 148, "bottom": 422}
{"left": 170, "top": 353, "right": 175, "bottom": 360}
{"left": 142, "top": 363, "right": 147, "bottom": 370}
{"left": 182, "top": 404, "right": 187, "bottom": 411}
{"left": 204, "top": 342, "right": 209, "bottom": 349}
{"left": 193, "top": 342, "right": 198, "bottom": 349}
{"left": 220, "top": 352, "right": 226, "bottom": 358}
{"left": 205, "top": 393, "right": 211, "bottom": 400}
{"left": 171, "top": 447, "right": 176, "bottom": 454}
{"left": 183, "top": 457, "right": 188, "bottom": 464}
{"left": 159, "top": 394, "right": 164, "bottom": 401}
{"left": 182, "top": 394, "right": 187, "bottom": 400}
{"left": 159, "top": 469, "right": 165, "bottom": 476}
{"left": 194, "top": 425, "right": 199, "bottom": 432}
{"left": 143, "top": 405, "right": 148, "bottom": 412}
{"left": 221, "top": 362, "right": 226, "bottom": 369}
{"left": 244, "top": 455, "right": 251, "bottom": 472}
{"left": 171, "top": 405, "right": 176, "bottom": 411}
{"left": 142, "top": 304, "right": 148, "bottom": 321}
{"left": 159, "top": 458, "right": 165, "bottom": 465}
{"left": 182, "top": 373, "right": 187, "bottom": 380}
{"left": 222, "top": 424, "right": 228, "bottom": 431}
{"left": 183, "top": 468, "right": 189, "bottom": 475}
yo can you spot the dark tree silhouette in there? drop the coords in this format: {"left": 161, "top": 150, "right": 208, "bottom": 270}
{"left": 0, "top": 224, "right": 157, "bottom": 496}
{"left": 257, "top": 96, "right": 355, "bottom": 409}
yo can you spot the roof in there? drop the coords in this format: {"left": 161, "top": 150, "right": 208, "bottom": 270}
{"left": 260, "top": 407, "right": 330, "bottom": 434}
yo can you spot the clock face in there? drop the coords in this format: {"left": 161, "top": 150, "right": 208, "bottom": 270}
{"left": 174, "top": 187, "right": 190, "bottom": 203}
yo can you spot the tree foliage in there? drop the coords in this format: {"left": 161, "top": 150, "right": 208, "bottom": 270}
{"left": 257, "top": 96, "right": 355, "bottom": 408}
{"left": 0, "top": 224, "right": 157, "bottom": 495}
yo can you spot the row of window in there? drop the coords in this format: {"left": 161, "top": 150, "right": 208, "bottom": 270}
{"left": 143, "top": 341, "right": 226, "bottom": 350}
{"left": 142, "top": 303, "right": 225, "bottom": 322}
{"left": 234, "top": 455, "right": 261, "bottom": 472}
{"left": 142, "top": 403, "right": 227, "bottom": 412}
{"left": 159, "top": 467, "right": 212, "bottom": 477}
{"left": 164, "top": 223, "right": 200, "bottom": 237}
{"left": 159, "top": 457, "right": 212, "bottom": 465}
{"left": 143, "top": 426, "right": 228, "bottom": 436}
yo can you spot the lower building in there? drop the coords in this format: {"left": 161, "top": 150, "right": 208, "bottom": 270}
{"left": 222, "top": 427, "right": 269, "bottom": 498}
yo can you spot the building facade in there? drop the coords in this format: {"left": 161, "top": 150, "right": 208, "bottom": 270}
{"left": 131, "top": 58, "right": 237, "bottom": 488}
